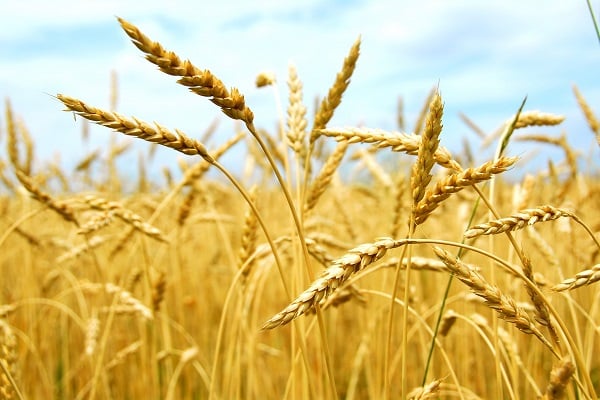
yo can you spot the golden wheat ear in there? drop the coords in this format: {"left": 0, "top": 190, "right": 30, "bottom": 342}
{"left": 116, "top": 17, "right": 254, "bottom": 124}
{"left": 310, "top": 36, "right": 361, "bottom": 145}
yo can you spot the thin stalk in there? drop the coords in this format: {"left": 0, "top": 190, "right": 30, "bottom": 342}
{"left": 244, "top": 121, "right": 338, "bottom": 399}
{"left": 586, "top": 0, "right": 600, "bottom": 45}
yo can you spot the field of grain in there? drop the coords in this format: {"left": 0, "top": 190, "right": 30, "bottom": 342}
{"left": 1, "top": 17, "right": 599, "bottom": 400}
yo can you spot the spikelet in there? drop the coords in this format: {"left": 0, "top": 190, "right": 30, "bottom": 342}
{"left": 117, "top": 17, "right": 254, "bottom": 124}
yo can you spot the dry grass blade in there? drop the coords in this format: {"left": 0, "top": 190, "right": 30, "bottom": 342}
{"left": 414, "top": 156, "right": 518, "bottom": 225}
{"left": 117, "top": 17, "right": 253, "bottom": 123}
{"left": 318, "top": 127, "right": 462, "bottom": 171}
{"left": 262, "top": 237, "right": 398, "bottom": 329}
{"left": 57, "top": 94, "right": 214, "bottom": 162}
{"left": 464, "top": 205, "right": 574, "bottom": 238}
{"left": 551, "top": 264, "right": 600, "bottom": 291}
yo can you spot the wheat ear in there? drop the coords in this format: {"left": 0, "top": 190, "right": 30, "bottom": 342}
{"left": 0, "top": 319, "right": 22, "bottom": 400}
{"left": 513, "top": 111, "right": 565, "bottom": 129}
{"left": 464, "top": 205, "right": 574, "bottom": 238}
{"left": 541, "top": 359, "right": 575, "bottom": 400}
{"left": 572, "top": 85, "right": 600, "bottom": 145}
{"left": 551, "top": 264, "right": 600, "bottom": 291}
{"left": 318, "top": 127, "right": 462, "bottom": 171}
{"left": 80, "top": 195, "right": 168, "bottom": 243}
{"left": 15, "top": 170, "right": 78, "bottom": 224}
{"left": 57, "top": 94, "right": 213, "bottom": 161}
{"left": 433, "top": 247, "right": 555, "bottom": 351}
{"left": 521, "top": 255, "right": 559, "bottom": 345}
{"left": 310, "top": 36, "right": 361, "bottom": 144}
{"left": 117, "top": 17, "right": 253, "bottom": 124}
{"left": 304, "top": 140, "right": 349, "bottom": 213}
{"left": 411, "top": 90, "right": 443, "bottom": 205}
{"left": 414, "top": 156, "right": 518, "bottom": 225}
{"left": 286, "top": 64, "right": 307, "bottom": 155}
{"left": 262, "top": 237, "right": 399, "bottom": 329}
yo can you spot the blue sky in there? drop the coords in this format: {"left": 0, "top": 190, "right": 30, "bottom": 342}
{"left": 1, "top": 0, "right": 599, "bottom": 183}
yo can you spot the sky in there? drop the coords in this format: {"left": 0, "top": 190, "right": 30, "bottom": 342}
{"left": 1, "top": 0, "right": 599, "bottom": 185}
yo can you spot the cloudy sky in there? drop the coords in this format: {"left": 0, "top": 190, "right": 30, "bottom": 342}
{"left": 1, "top": 0, "right": 599, "bottom": 182}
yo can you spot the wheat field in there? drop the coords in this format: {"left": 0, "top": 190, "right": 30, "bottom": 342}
{"left": 1, "top": 17, "right": 599, "bottom": 400}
